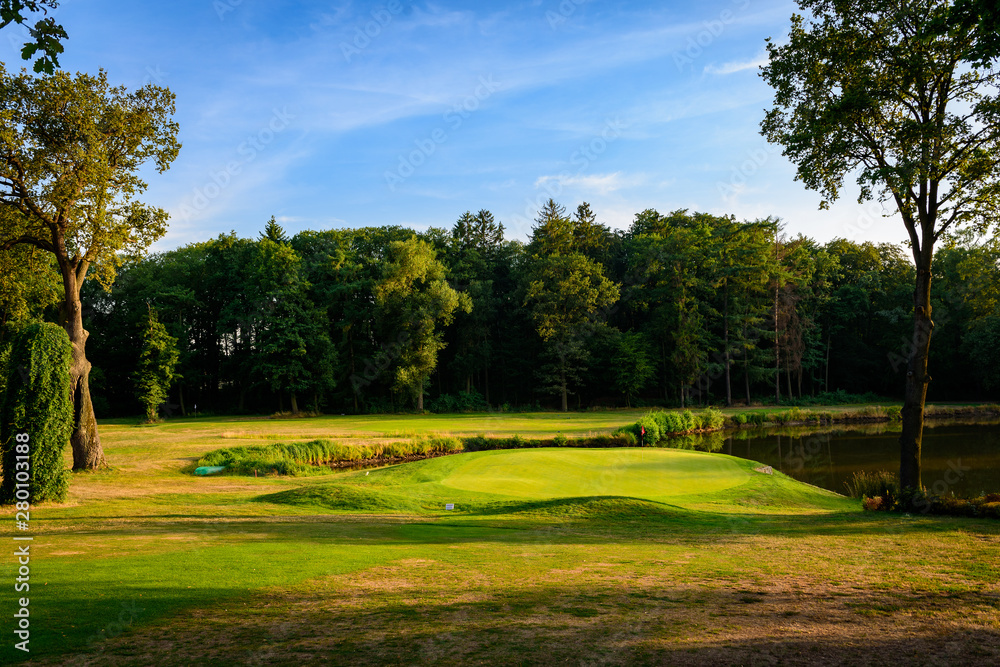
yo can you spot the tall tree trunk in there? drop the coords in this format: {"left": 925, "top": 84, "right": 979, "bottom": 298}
{"left": 61, "top": 263, "right": 105, "bottom": 470}
{"left": 900, "top": 262, "right": 933, "bottom": 493}
{"left": 418, "top": 387, "right": 424, "bottom": 411}
{"left": 744, "top": 357, "right": 751, "bottom": 406}
{"left": 179, "top": 383, "right": 187, "bottom": 417}
{"left": 661, "top": 339, "right": 668, "bottom": 402}
{"left": 560, "top": 367, "right": 568, "bottom": 412}
{"left": 774, "top": 287, "right": 780, "bottom": 403}
{"left": 786, "top": 366, "right": 793, "bottom": 401}
{"left": 290, "top": 392, "right": 299, "bottom": 415}
{"left": 824, "top": 335, "right": 831, "bottom": 392}
{"left": 484, "top": 361, "right": 490, "bottom": 407}
{"left": 724, "top": 281, "right": 732, "bottom": 407}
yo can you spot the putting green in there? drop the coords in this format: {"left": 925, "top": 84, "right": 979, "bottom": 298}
{"left": 439, "top": 448, "right": 750, "bottom": 500}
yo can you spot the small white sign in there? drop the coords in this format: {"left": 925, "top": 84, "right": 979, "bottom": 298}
{"left": 445, "top": 503, "right": 454, "bottom": 510}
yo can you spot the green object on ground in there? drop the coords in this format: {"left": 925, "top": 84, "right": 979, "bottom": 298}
{"left": 194, "top": 465, "right": 226, "bottom": 475}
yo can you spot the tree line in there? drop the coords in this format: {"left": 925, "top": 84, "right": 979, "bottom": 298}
{"left": 7, "top": 202, "right": 986, "bottom": 418}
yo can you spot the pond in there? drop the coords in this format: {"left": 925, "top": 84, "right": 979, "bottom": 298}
{"left": 667, "top": 418, "right": 1000, "bottom": 497}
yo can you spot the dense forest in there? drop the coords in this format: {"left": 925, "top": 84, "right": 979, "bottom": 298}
{"left": 3, "top": 200, "right": 998, "bottom": 417}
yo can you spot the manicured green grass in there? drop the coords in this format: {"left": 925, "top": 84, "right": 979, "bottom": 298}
{"left": 4, "top": 411, "right": 999, "bottom": 665}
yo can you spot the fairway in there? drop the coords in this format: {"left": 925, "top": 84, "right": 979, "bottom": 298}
{"left": 438, "top": 448, "right": 749, "bottom": 499}
{"left": 5, "top": 413, "right": 1000, "bottom": 666}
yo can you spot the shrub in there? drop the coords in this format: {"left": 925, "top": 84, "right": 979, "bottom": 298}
{"left": 885, "top": 405, "right": 902, "bottom": 421}
{"left": 613, "top": 432, "right": 637, "bottom": 447}
{"left": 427, "top": 390, "right": 490, "bottom": 413}
{"left": 732, "top": 413, "right": 748, "bottom": 425}
{"left": 1, "top": 323, "right": 75, "bottom": 504}
{"left": 862, "top": 496, "right": 886, "bottom": 511}
{"left": 700, "top": 408, "right": 725, "bottom": 430}
{"left": 553, "top": 433, "right": 568, "bottom": 447}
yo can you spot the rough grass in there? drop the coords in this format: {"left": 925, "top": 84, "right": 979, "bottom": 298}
{"left": 5, "top": 411, "right": 1000, "bottom": 665}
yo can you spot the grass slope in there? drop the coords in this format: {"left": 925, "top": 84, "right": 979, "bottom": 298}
{"left": 4, "top": 414, "right": 999, "bottom": 665}
{"left": 256, "top": 447, "right": 852, "bottom": 521}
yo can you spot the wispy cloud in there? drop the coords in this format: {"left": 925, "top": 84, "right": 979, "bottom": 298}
{"left": 534, "top": 172, "right": 644, "bottom": 195}
{"left": 705, "top": 49, "right": 769, "bottom": 75}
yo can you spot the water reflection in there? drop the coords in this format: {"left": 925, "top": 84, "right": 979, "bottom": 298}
{"left": 662, "top": 418, "right": 1000, "bottom": 496}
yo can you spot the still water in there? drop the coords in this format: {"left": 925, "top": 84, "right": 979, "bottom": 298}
{"left": 668, "top": 419, "right": 1000, "bottom": 497}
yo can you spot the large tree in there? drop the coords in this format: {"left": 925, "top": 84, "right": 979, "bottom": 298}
{"left": 0, "top": 67, "right": 180, "bottom": 468}
{"left": 375, "top": 237, "right": 470, "bottom": 411}
{"left": 524, "top": 252, "right": 620, "bottom": 411}
{"left": 761, "top": 0, "right": 1000, "bottom": 494}
{"left": 133, "top": 306, "right": 179, "bottom": 423}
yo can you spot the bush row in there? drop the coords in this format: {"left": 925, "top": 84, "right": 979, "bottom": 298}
{"left": 198, "top": 437, "right": 464, "bottom": 475}
{"left": 612, "top": 408, "right": 726, "bottom": 446}
{"left": 199, "top": 433, "right": 639, "bottom": 475}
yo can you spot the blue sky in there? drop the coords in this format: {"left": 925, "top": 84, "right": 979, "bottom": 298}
{"left": 6, "top": 0, "right": 910, "bottom": 250}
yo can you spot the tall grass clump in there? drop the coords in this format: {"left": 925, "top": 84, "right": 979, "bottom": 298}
{"left": 845, "top": 470, "right": 899, "bottom": 501}
{"left": 198, "top": 436, "right": 464, "bottom": 475}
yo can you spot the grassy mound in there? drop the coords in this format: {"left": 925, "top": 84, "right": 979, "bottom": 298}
{"left": 256, "top": 447, "right": 853, "bottom": 518}
{"left": 257, "top": 484, "right": 424, "bottom": 514}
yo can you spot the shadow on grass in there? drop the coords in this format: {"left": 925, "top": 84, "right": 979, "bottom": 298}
{"left": 27, "top": 578, "right": 1000, "bottom": 666}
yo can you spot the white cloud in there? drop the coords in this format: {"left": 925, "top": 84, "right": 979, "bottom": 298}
{"left": 534, "top": 172, "right": 644, "bottom": 195}
{"left": 705, "top": 50, "right": 769, "bottom": 75}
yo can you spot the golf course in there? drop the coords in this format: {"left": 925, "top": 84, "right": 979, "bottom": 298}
{"left": 5, "top": 411, "right": 1000, "bottom": 665}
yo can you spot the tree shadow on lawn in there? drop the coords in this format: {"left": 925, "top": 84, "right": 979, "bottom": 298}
{"left": 30, "top": 576, "right": 1000, "bottom": 666}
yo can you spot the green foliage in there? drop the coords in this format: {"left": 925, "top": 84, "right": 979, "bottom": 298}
{"left": 0, "top": 65, "right": 180, "bottom": 289}
{"left": 375, "top": 237, "right": 470, "bottom": 409}
{"left": 700, "top": 407, "right": 726, "bottom": 430}
{"left": 0, "top": 322, "right": 73, "bottom": 503}
{"left": 845, "top": 470, "right": 900, "bottom": 501}
{"left": 0, "top": 1, "right": 68, "bottom": 73}
{"left": 200, "top": 431, "right": 648, "bottom": 475}
{"left": 427, "top": 390, "right": 489, "bottom": 413}
{"left": 523, "top": 225, "right": 620, "bottom": 410}
{"left": 198, "top": 437, "right": 465, "bottom": 476}
{"left": 616, "top": 407, "right": 726, "bottom": 447}
{"left": 133, "top": 308, "right": 179, "bottom": 422}
{"left": 610, "top": 330, "right": 655, "bottom": 407}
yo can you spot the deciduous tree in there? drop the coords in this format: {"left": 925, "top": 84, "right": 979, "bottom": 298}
{"left": 0, "top": 67, "right": 180, "bottom": 468}
{"left": 761, "top": 0, "right": 1000, "bottom": 494}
